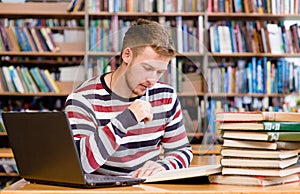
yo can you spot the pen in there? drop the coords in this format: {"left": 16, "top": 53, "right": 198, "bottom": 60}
{"left": 145, "top": 87, "right": 149, "bottom": 102}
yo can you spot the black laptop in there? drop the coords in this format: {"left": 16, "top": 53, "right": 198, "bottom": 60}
{"left": 2, "top": 111, "right": 145, "bottom": 188}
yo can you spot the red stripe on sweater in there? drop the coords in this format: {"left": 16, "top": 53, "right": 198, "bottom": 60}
{"left": 151, "top": 98, "right": 172, "bottom": 107}
{"left": 67, "top": 112, "right": 97, "bottom": 128}
{"left": 126, "top": 124, "right": 166, "bottom": 136}
{"left": 162, "top": 131, "right": 187, "bottom": 143}
{"left": 167, "top": 153, "right": 186, "bottom": 168}
{"left": 108, "top": 147, "right": 159, "bottom": 163}
{"left": 67, "top": 112, "right": 93, "bottom": 122}
{"left": 85, "top": 136, "right": 100, "bottom": 170}
{"left": 173, "top": 109, "right": 182, "bottom": 120}
{"left": 93, "top": 104, "right": 129, "bottom": 112}
{"left": 170, "top": 161, "right": 177, "bottom": 169}
{"left": 102, "top": 125, "right": 118, "bottom": 150}
{"left": 76, "top": 83, "right": 103, "bottom": 93}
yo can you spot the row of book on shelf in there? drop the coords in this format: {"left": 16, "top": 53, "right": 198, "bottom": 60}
{"left": 2, "top": 18, "right": 84, "bottom": 28}
{"left": 0, "top": 66, "right": 60, "bottom": 93}
{"left": 207, "top": 57, "right": 300, "bottom": 94}
{"left": 207, "top": 111, "right": 300, "bottom": 186}
{"left": 67, "top": 0, "right": 85, "bottom": 12}
{"left": 207, "top": 0, "right": 300, "bottom": 14}
{"left": 209, "top": 21, "right": 300, "bottom": 54}
{"left": 79, "top": 0, "right": 300, "bottom": 14}
{"left": 87, "top": 55, "right": 201, "bottom": 94}
{"left": 0, "top": 25, "right": 60, "bottom": 52}
{"left": 89, "top": 15, "right": 203, "bottom": 53}
{"left": 0, "top": 158, "right": 17, "bottom": 175}
{"left": 87, "top": 55, "right": 300, "bottom": 96}
{"left": 89, "top": 17, "right": 300, "bottom": 55}
{"left": 84, "top": 0, "right": 205, "bottom": 13}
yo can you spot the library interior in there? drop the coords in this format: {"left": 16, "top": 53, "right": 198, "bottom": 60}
{"left": 1, "top": 0, "right": 300, "bottom": 193}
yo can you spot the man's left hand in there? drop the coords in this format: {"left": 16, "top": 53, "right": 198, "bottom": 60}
{"left": 131, "top": 161, "right": 166, "bottom": 178}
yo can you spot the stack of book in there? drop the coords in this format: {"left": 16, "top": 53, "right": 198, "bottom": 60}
{"left": 209, "top": 112, "right": 300, "bottom": 186}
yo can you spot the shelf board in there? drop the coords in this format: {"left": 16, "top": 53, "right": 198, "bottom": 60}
{"left": 208, "top": 12, "right": 300, "bottom": 20}
{"left": 177, "top": 92, "right": 204, "bottom": 97}
{"left": 87, "top": 51, "right": 204, "bottom": 57}
{"left": 0, "top": 81, "right": 74, "bottom": 97}
{"left": 0, "top": 132, "right": 7, "bottom": 136}
{"left": 0, "top": 148, "right": 13, "bottom": 158}
{"left": 207, "top": 93, "right": 300, "bottom": 98}
{"left": 0, "top": 172, "right": 19, "bottom": 177}
{"left": 0, "top": 92, "right": 68, "bottom": 97}
{"left": 209, "top": 52, "right": 300, "bottom": 58}
{"left": 0, "top": 43, "right": 84, "bottom": 57}
{"left": 7, "top": 60, "right": 81, "bottom": 67}
{"left": 0, "top": 51, "right": 84, "bottom": 57}
{"left": 49, "top": 26, "right": 85, "bottom": 31}
{"left": 89, "top": 11, "right": 204, "bottom": 17}
{"left": 0, "top": 2, "right": 84, "bottom": 19}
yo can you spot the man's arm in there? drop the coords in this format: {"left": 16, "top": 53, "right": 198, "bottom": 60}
{"left": 65, "top": 92, "right": 138, "bottom": 173}
{"left": 156, "top": 96, "right": 193, "bottom": 169}
{"left": 132, "top": 94, "right": 193, "bottom": 178}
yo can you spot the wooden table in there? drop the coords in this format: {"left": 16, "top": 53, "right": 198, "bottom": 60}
{"left": 2, "top": 155, "right": 300, "bottom": 194}
{"left": 2, "top": 178, "right": 300, "bottom": 194}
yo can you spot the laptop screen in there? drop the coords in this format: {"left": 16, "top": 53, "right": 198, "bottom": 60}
{"left": 3, "top": 111, "right": 93, "bottom": 186}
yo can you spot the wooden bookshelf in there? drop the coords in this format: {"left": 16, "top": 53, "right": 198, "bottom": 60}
{"left": 1, "top": 0, "right": 300, "bottom": 187}
{"left": 89, "top": 12, "right": 204, "bottom": 17}
{"left": 0, "top": 2, "right": 84, "bottom": 19}
{"left": 209, "top": 53, "right": 300, "bottom": 58}
{"left": 0, "top": 43, "right": 84, "bottom": 57}
{"left": 207, "top": 12, "right": 300, "bottom": 20}
{"left": 0, "top": 148, "right": 13, "bottom": 158}
{"left": 0, "top": 81, "right": 74, "bottom": 97}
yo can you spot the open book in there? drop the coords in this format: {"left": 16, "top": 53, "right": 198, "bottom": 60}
{"left": 144, "top": 164, "right": 221, "bottom": 183}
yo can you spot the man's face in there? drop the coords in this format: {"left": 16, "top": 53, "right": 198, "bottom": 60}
{"left": 124, "top": 47, "right": 171, "bottom": 97}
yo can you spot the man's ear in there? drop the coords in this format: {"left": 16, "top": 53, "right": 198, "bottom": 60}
{"left": 122, "top": 47, "right": 132, "bottom": 64}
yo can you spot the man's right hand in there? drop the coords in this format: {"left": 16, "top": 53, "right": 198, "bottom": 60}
{"left": 128, "top": 99, "right": 153, "bottom": 124}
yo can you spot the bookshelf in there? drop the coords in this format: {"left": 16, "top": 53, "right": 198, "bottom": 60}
{"left": 80, "top": 0, "right": 300, "bottom": 143}
{"left": 202, "top": 0, "right": 300, "bottom": 146}
{"left": 1, "top": 0, "right": 300, "bottom": 188}
{"left": 0, "top": 1, "right": 84, "bottom": 187}
{"left": 0, "top": 1, "right": 84, "bottom": 99}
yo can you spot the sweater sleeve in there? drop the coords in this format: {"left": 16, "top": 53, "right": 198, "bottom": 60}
{"left": 156, "top": 93, "right": 193, "bottom": 170}
{"left": 65, "top": 93, "right": 138, "bottom": 173}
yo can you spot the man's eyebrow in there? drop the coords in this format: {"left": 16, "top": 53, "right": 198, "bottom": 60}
{"left": 142, "top": 63, "right": 167, "bottom": 71}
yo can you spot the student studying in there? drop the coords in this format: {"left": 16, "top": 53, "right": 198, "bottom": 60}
{"left": 64, "top": 18, "right": 194, "bottom": 178}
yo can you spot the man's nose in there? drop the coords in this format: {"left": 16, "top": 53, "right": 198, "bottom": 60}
{"left": 147, "top": 72, "right": 158, "bottom": 84}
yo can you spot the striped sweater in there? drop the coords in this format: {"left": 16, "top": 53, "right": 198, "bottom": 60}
{"left": 65, "top": 73, "right": 193, "bottom": 175}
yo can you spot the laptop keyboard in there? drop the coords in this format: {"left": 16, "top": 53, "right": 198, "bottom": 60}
{"left": 85, "top": 174, "right": 138, "bottom": 183}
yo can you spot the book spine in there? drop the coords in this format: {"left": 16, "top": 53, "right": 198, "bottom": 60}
{"left": 44, "top": 69, "right": 60, "bottom": 93}
{"left": 267, "top": 132, "right": 300, "bottom": 141}
{"left": 264, "top": 122, "right": 300, "bottom": 131}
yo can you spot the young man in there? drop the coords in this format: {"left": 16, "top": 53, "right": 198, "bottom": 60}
{"left": 65, "top": 18, "right": 193, "bottom": 178}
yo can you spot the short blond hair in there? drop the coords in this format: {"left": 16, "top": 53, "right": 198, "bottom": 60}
{"left": 121, "top": 18, "right": 176, "bottom": 62}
